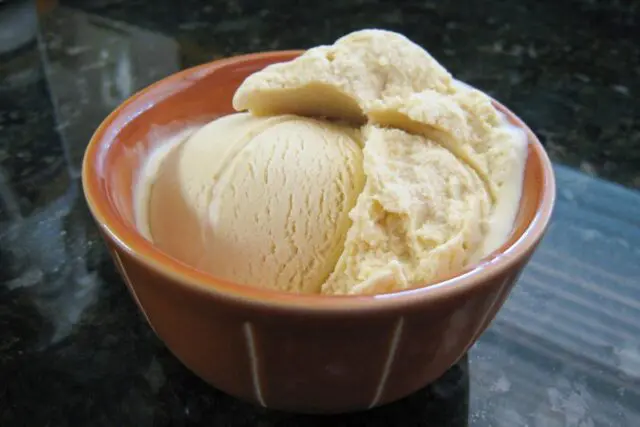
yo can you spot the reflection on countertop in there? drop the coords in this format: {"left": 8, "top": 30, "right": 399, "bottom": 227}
{"left": 1, "top": 1, "right": 639, "bottom": 426}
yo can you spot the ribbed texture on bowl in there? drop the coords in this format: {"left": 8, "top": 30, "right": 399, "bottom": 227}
{"left": 82, "top": 51, "right": 555, "bottom": 413}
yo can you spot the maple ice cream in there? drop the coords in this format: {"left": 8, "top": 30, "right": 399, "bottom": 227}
{"left": 135, "top": 29, "right": 528, "bottom": 295}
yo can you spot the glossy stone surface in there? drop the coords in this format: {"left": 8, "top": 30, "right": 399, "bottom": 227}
{"left": 1, "top": 0, "right": 638, "bottom": 425}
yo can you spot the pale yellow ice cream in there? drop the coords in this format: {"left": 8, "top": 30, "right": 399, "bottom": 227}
{"left": 139, "top": 113, "right": 364, "bottom": 294}
{"left": 136, "top": 29, "right": 528, "bottom": 296}
{"left": 321, "top": 125, "right": 491, "bottom": 295}
{"left": 233, "top": 30, "right": 453, "bottom": 123}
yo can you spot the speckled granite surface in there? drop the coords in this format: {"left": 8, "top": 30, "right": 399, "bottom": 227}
{"left": 1, "top": 0, "right": 639, "bottom": 425}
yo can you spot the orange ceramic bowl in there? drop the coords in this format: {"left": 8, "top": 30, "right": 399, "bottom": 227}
{"left": 82, "top": 51, "right": 555, "bottom": 414}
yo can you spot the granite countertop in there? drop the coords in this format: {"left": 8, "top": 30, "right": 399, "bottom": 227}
{"left": 1, "top": 0, "right": 639, "bottom": 425}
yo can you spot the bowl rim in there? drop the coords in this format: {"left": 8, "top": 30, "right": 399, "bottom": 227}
{"left": 82, "top": 50, "right": 556, "bottom": 314}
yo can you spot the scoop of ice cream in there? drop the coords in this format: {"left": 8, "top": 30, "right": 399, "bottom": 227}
{"left": 233, "top": 29, "right": 453, "bottom": 123}
{"left": 145, "top": 113, "right": 364, "bottom": 294}
{"left": 321, "top": 125, "right": 492, "bottom": 295}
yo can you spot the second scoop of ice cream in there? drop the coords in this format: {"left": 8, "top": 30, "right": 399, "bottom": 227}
{"left": 145, "top": 113, "right": 364, "bottom": 294}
